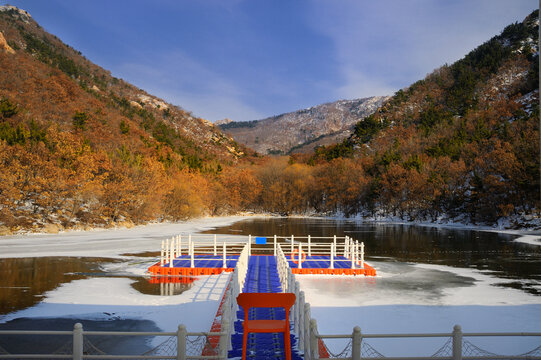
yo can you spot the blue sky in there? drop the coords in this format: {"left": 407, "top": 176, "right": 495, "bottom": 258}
{"left": 4, "top": 0, "right": 538, "bottom": 122}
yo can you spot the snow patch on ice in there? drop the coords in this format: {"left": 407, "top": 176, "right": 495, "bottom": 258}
{"left": 1, "top": 273, "right": 230, "bottom": 333}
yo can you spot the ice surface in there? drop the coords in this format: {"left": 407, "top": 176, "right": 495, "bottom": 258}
{"left": 0, "top": 216, "right": 247, "bottom": 258}
{"left": 0, "top": 216, "right": 539, "bottom": 355}
{"left": 298, "top": 261, "right": 541, "bottom": 356}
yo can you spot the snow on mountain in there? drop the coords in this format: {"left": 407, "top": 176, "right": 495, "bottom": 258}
{"left": 220, "top": 96, "right": 390, "bottom": 154}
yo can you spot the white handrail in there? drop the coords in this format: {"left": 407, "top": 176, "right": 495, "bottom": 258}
{"left": 0, "top": 323, "right": 229, "bottom": 360}
{"left": 309, "top": 324, "right": 541, "bottom": 360}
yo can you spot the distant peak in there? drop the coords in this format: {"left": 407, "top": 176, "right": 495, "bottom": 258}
{"left": 215, "top": 118, "right": 234, "bottom": 126}
{"left": 0, "top": 5, "right": 31, "bottom": 23}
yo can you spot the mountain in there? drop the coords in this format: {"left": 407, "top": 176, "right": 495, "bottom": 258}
{"left": 0, "top": 5, "right": 245, "bottom": 232}
{"left": 219, "top": 96, "right": 389, "bottom": 155}
{"left": 310, "top": 10, "right": 539, "bottom": 223}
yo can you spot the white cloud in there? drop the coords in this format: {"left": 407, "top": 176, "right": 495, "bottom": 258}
{"left": 114, "top": 50, "right": 264, "bottom": 122}
{"left": 307, "top": 0, "right": 537, "bottom": 99}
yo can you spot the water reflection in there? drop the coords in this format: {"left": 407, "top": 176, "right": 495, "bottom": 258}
{"left": 203, "top": 218, "right": 541, "bottom": 294}
{"left": 132, "top": 276, "right": 196, "bottom": 296}
{"left": 0, "top": 257, "right": 118, "bottom": 316}
{"left": 0, "top": 257, "right": 197, "bottom": 317}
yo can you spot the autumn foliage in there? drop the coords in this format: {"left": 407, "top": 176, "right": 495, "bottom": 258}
{"left": 0, "top": 8, "right": 539, "bottom": 232}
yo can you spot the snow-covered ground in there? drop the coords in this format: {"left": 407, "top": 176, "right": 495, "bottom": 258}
{"left": 298, "top": 261, "right": 541, "bottom": 356}
{"left": 0, "top": 216, "right": 539, "bottom": 356}
{"left": 0, "top": 216, "right": 248, "bottom": 258}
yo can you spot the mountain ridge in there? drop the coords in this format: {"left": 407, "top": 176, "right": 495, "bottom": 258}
{"left": 220, "top": 96, "right": 389, "bottom": 154}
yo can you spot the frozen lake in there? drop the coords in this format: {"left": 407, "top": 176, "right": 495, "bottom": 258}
{"left": 0, "top": 216, "right": 540, "bottom": 356}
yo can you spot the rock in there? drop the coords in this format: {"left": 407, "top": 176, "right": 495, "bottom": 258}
{"left": 42, "top": 223, "right": 63, "bottom": 234}
{"left": 0, "top": 32, "right": 15, "bottom": 54}
{"left": 0, "top": 226, "right": 12, "bottom": 236}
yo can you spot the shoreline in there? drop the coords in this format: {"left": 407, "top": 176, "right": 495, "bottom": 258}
{"left": 0, "top": 214, "right": 539, "bottom": 260}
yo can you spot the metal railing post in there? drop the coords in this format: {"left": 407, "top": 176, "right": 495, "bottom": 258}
{"left": 223, "top": 241, "right": 227, "bottom": 268}
{"left": 308, "top": 235, "right": 311, "bottom": 256}
{"left": 304, "top": 303, "right": 311, "bottom": 360}
{"left": 351, "top": 241, "right": 355, "bottom": 269}
{"left": 219, "top": 319, "right": 229, "bottom": 359}
{"left": 298, "top": 242, "right": 303, "bottom": 269}
{"left": 310, "top": 319, "right": 319, "bottom": 360}
{"left": 190, "top": 240, "right": 194, "bottom": 268}
{"left": 178, "top": 235, "right": 182, "bottom": 256}
{"left": 274, "top": 235, "right": 277, "bottom": 256}
{"left": 294, "top": 281, "right": 301, "bottom": 335}
{"left": 73, "top": 323, "right": 83, "bottom": 360}
{"left": 248, "top": 235, "right": 251, "bottom": 256}
{"left": 291, "top": 234, "right": 294, "bottom": 254}
{"left": 360, "top": 242, "right": 365, "bottom": 268}
{"left": 330, "top": 243, "right": 334, "bottom": 269}
{"left": 214, "top": 234, "right": 217, "bottom": 256}
{"left": 170, "top": 238, "right": 175, "bottom": 268}
{"left": 352, "top": 326, "right": 361, "bottom": 360}
{"left": 178, "top": 324, "right": 187, "bottom": 360}
{"left": 160, "top": 240, "right": 165, "bottom": 266}
{"left": 453, "top": 325, "right": 463, "bottom": 360}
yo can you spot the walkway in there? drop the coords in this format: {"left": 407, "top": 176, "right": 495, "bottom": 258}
{"left": 229, "top": 256, "right": 303, "bottom": 360}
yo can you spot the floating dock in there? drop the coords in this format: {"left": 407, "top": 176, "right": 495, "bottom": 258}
{"left": 147, "top": 234, "right": 376, "bottom": 278}
{"left": 145, "top": 234, "right": 375, "bottom": 359}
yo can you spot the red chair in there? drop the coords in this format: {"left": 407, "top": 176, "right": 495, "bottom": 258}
{"left": 236, "top": 292, "right": 296, "bottom": 360}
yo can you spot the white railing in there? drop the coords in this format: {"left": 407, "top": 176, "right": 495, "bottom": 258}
{"left": 307, "top": 321, "right": 541, "bottom": 360}
{"left": 0, "top": 243, "right": 252, "bottom": 360}
{"left": 280, "top": 235, "right": 366, "bottom": 270}
{"left": 0, "top": 323, "right": 227, "bottom": 359}
{"left": 218, "top": 242, "right": 250, "bottom": 351}
{"left": 160, "top": 234, "right": 246, "bottom": 268}
{"left": 276, "top": 243, "right": 312, "bottom": 356}
{"left": 159, "top": 234, "right": 365, "bottom": 271}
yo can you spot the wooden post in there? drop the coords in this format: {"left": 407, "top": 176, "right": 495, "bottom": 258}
{"left": 308, "top": 235, "right": 311, "bottom": 256}
{"left": 177, "top": 324, "right": 187, "bottom": 360}
{"left": 73, "top": 323, "right": 83, "bottom": 360}
{"left": 214, "top": 234, "right": 217, "bottom": 256}
{"left": 352, "top": 326, "right": 361, "bottom": 360}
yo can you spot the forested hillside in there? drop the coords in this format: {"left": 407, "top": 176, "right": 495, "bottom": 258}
{"left": 214, "top": 10, "right": 540, "bottom": 227}
{"left": 0, "top": 6, "right": 247, "bottom": 233}
{"left": 306, "top": 10, "right": 540, "bottom": 224}
{"left": 0, "top": 6, "right": 539, "bottom": 233}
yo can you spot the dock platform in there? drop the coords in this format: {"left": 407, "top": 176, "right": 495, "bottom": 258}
{"left": 147, "top": 234, "right": 377, "bottom": 278}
